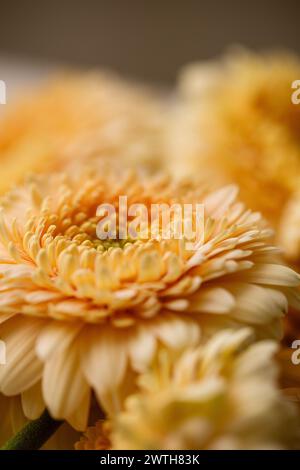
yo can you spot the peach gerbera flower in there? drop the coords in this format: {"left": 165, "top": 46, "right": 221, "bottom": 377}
{"left": 168, "top": 49, "right": 300, "bottom": 246}
{"left": 0, "top": 72, "right": 164, "bottom": 194}
{"left": 112, "top": 329, "right": 300, "bottom": 450}
{"left": 0, "top": 165, "right": 299, "bottom": 431}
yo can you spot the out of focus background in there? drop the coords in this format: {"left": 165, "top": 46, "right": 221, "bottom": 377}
{"left": 0, "top": 0, "right": 299, "bottom": 95}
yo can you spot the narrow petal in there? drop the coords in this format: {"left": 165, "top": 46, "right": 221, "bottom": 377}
{"left": 188, "top": 287, "right": 235, "bottom": 314}
{"left": 204, "top": 185, "right": 238, "bottom": 219}
{"left": 67, "top": 387, "right": 91, "bottom": 431}
{"left": 228, "top": 283, "right": 287, "bottom": 325}
{"left": 0, "top": 317, "right": 44, "bottom": 395}
{"left": 36, "top": 321, "right": 83, "bottom": 361}
{"left": 153, "top": 314, "right": 201, "bottom": 350}
{"left": 243, "top": 264, "right": 300, "bottom": 286}
{"left": 81, "top": 326, "right": 127, "bottom": 407}
{"left": 129, "top": 326, "right": 157, "bottom": 373}
{"left": 21, "top": 381, "right": 45, "bottom": 420}
{"left": 42, "top": 339, "right": 90, "bottom": 429}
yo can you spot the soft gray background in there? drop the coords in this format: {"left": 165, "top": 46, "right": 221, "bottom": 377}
{"left": 0, "top": 0, "right": 299, "bottom": 87}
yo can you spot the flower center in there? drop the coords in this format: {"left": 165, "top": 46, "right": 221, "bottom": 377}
{"left": 39, "top": 209, "right": 137, "bottom": 253}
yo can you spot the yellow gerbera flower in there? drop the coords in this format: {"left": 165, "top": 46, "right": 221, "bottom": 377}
{"left": 169, "top": 49, "right": 300, "bottom": 254}
{"left": 0, "top": 165, "right": 298, "bottom": 431}
{"left": 0, "top": 72, "right": 164, "bottom": 194}
{"left": 112, "top": 328, "right": 300, "bottom": 450}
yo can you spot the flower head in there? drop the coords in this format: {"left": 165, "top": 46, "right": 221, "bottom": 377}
{"left": 0, "top": 72, "right": 164, "bottom": 194}
{"left": 0, "top": 165, "right": 298, "bottom": 430}
{"left": 169, "top": 49, "right": 300, "bottom": 248}
{"left": 112, "top": 329, "right": 300, "bottom": 450}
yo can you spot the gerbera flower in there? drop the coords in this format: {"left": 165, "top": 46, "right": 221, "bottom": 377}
{"left": 0, "top": 165, "right": 298, "bottom": 431}
{"left": 112, "top": 328, "right": 300, "bottom": 450}
{"left": 0, "top": 72, "right": 164, "bottom": 194}
{"left": 168, "top": 49, "right": 300, "bottom": 246}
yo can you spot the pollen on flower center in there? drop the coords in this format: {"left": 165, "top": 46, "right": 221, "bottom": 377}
{"left": 47, "top": 211, "right": 136, "bottom": 252}
{"left": 42, "top": 207, "right": 142, "bottom": 255}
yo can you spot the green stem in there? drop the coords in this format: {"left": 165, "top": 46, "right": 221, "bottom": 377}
{"left": 1, "top": 410, "right": 62, "bottom": 450}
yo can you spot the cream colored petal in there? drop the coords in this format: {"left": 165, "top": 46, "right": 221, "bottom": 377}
{"left": 138, "top": 252, "right": 164, "bottom": 282}
{"left": 129, "top": 326, "right": 157, "bottom": 373}
{"left": 164, "top": 299, "right": 190, "bottom": 311}
{"left": 200, "top": 328, "right": 254, "bottom": 373}
{"left": 42, "top": 339, "right": 90, "bottom": 429}
{"left": 154, "top": 314, "right": 201, "bottom": 350}
{"left": 0, "top": 317, "right": 44, "bottom": 395}
{"left": 21, "top": 381, "right": 45, "bottom": 420}
{"left": 67, "top": 387, "right": 91, "bottom": 431}
{"left": 203, "top": 185, "right": 238, "bottom": 219}
{"left": 36, "top": 321, "right": 83, "bottom": 361}
{"left": 81, "top": 326, "right": 127, "bottom": 405}
{"left": 188, "top": 287, "right": 235, "bottom": 314}
{"left": 228, "top": 283, "right": 287, "bottom": 324}
{"left": 243, "top": 264, "right": 300, "bottom": 286}
{"left": 25, "top": 290, "right": 63, "bottom": 304}
{"left": 180, "top": 376, "right": 225, "bottom": 402}
{"left": 234, "top": 340, "right": 278, "bottom": 379}
{"left": 9, "top": 395, "right": 27, "bottom": 434}
{"left": 282, "top": 287, "right": 300, "bottom": 310}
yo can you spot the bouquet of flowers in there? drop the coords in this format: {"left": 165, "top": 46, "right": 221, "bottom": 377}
{"left": 0, "top": 49, "right": 300, "bottom": 450}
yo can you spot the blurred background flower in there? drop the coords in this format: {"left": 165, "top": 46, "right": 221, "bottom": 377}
{"left": 110, "top": 330, "right": 300, "bottom": 449}
{"left": 0, "top": 72, "right": 165, "bottom": 194}
{"left": 169, "top": 49, "right": 300, "bottom": 239}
